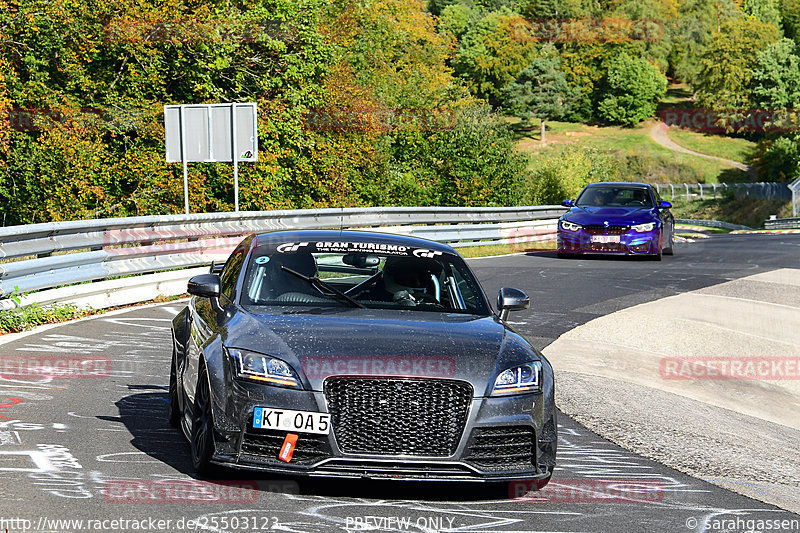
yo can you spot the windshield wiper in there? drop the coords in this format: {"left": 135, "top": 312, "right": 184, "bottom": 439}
{"left": 281, "top": 266, "right": 366, "bottom": 309}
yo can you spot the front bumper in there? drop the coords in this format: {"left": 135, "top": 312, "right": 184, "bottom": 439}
{"left": 206, "top": 378, "right": 557, "bottom": 482}
{"left": 557, "top": 228, "right": 660, "bottom": 255}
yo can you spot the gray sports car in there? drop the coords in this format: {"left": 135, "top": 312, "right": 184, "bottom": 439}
{"left": 170, "top": 230, "right": 556, "bottom": 485}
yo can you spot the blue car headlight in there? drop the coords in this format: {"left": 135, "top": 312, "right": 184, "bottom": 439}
{"left": 228, "top": 348, "right": 302, "bottom": 389}
{"left": 631, "top": 222, "right": 655, "bottom": 232}
{"left": 560, "top": 220, "right": 581, "bottom": 232}
{"left": 492, "top": 361, "right": 542, "bottom": 395}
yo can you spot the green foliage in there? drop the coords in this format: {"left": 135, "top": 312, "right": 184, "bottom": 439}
{"left": 371, "top": 105, "right": 530, "bottom": 206}
{"left": 520, "top": 0, "right": 593, "bottom": 18}
{"left": 755, "top": 134, "right": 800, "bottom": 181}
{"left": 749, "top": 39, "right": 800, "bottom": 110}
{"left": 597, "top": 53, "right": 667, "bottom": 126}
{"left": 503, "top": 45, "right": 579, "bottom": 126}
{"left": 667, "top": 0, "right": 718, "bottom": 83}
{"left": 520, "top": 147, "right": 619, "bottom": 205}
{"left": 696, "top": 17, "right": 781, "bottom": 110}
{"left": 0, "top": 302, "right": 89, "bottom": 333}
{"left": 438, "top": 3, "right": 479, "bottom": 39}
{"left": 782, "top": 0, "right": 800, "bottom": 45}
{"left": 454, "top": 8, "right": 537, "bottom": 104}
{"left": 743, "top": 0, "right": 782, "bottom": 27}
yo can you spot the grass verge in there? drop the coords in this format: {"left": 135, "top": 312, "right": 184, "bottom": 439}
{"left": 668, "top": 197, "right": 791, "bottom": 228}
{"left": 666, "top": 128, "right": 756, "bottom": 164}
{"left": 457, "top": 240, "right": 556, "bottom": 258}
{"left": 515, "top": 120, "right": 747, "bottom": 184}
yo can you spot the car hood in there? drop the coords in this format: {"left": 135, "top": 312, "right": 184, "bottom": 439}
{"left": 565, "top": 206, "right": 657, "bottom": 226}
{"left": 224, "top": 308, "right": 539, "bottom": 396}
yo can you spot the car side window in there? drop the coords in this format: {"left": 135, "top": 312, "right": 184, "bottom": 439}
{"left": 220, "top": 248, "right": 246, "bottom": 302}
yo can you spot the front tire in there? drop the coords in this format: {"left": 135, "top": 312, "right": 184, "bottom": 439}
{"left": 663, "top": 230, "right": 675, "bottom": 256}
{"left": 190, "top": 363, "right": 216, "bottom": 476}
{"left": 168, "top": 353, "right": 180, "bottom": 428}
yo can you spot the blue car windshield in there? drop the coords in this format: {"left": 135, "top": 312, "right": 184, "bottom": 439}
{"left": 576, "top": 187, "right": 652, "bottom": 208}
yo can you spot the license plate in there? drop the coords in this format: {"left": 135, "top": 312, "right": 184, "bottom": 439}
{"left": 591, "top": 235, "right": 620, "bottom": 243}
{"left": 252, "top": 407, "right": 331, "bottom": 434}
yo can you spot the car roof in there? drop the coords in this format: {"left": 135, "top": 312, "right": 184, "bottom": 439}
{"left": 584, "top": 182, "right": 650, "bottom": 188}
{"left": 252, "top": 229, "right": 458, "bottom": 254}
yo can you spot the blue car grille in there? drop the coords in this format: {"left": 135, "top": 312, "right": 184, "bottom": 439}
{"left": 583, "top": 224, "right": 630, "bottom": 235}
{"left": 324, "top": 378, "right": 472, "bottom": 456}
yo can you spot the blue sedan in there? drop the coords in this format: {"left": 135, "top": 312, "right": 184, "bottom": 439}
{"left": 557, "top": 182, "right": 675, "bottom": 260}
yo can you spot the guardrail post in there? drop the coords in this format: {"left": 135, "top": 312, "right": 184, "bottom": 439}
{"left": 670, "top": 184, "right": 674, "bottom": 200}
{"left": 712, "top": 183, "right": 717, "bottom": 199}
{"left": 684, "top": 183, "right": 690, "bottom": 200}
{"left": 699, "top": 184, "right": 704, "bottom": 199}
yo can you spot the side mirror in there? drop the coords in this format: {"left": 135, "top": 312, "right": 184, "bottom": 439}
{"left": 188, "top": 274, "right": 221, "bottom": 298}
{"left": 209, "top": 261, "right": 224, "bottom": 275}
{"left": 658, "top": 200, "right": 672, "bottom": 210}
{"left": 561, "top": 199, "right": 574, "bottom": 207}
{"left": 497, "top": 287, "right": 530, "bottom": 322}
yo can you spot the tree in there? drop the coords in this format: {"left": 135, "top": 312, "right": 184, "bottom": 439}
{"left": 597, "top": 52, "right": 667, "bottom": 126}
{"left": 503, "top": 46, "right": 579, "bottom": 141}
{"left": 454, "top": 8, "right": 538, "bottom": 105}
{"left": 743, "top": 0, "right": 782, "bottom": 27}
{"left": 782, "top": 0, "right": 800, "bottom": 46}
{"left": 695, "top": 17, "right": 780, "bottom": 111}
{"left": 438, "top": 3, "right": 479, "bottom": 39}
{"left": 749, "top": 38, "right": 800, "bottom": 110}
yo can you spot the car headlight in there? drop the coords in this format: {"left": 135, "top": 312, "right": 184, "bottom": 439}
{"left": 560, "top": 220, "right": 581, "bottom": 232}
{"left": 228, "top": 348, "right": 302, "bottom": 389}
{"left": 631, "top": 222, "right": 655, "bottom": 232}
{"left": 492, "top": 361, "right": 542, "bottom": 395}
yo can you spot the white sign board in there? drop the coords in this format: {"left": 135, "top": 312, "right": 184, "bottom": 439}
{"left": 165, "top": 103, "right": 258, "bottom": 163}
{"left": 164, "top": 103, "right": 258, "bottom": 213}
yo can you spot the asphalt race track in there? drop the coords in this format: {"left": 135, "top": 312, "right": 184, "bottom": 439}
{"left": 1, "top": 233, "right": 799, "bottom": 533}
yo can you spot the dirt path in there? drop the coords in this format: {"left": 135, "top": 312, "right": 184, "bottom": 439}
{"left": 649, "top": 121, "right": 757, "bottom": 179}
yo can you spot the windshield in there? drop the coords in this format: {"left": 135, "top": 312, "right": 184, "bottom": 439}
{"left": 239, "top": 243, "right": 491, "bottom": 315}
{"left": 576, "top": 186, "right": 653, "bottom": 208}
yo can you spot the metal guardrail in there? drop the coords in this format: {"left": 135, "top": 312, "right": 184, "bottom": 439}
{"left": 764, "top": 217, "right": 800, "bottom": 230}
{"left": 0, "top": 206, "right": 565, "bottom": 310}
{"left": 674, "top": 219, "right": 753, "bottom": 231}
{"left": 652, "top": 182, "right": 792, "bottom": 201}
{"left": 789, "top": 178, "right": 800, "bottom": 217}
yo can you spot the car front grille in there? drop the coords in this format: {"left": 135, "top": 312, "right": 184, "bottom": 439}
{"left": 584, "top": 224, "right": 630, "bottom": 235}
{"left": 324, "top": 378, "right": 473, "bottom": 457}
{"left": 241, "top": 427, "right": 331, "bottom": 465}
{"left": 464, "top": 426, "right": 536, "bottom": 472}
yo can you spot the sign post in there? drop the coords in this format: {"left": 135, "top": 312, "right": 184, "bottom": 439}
{"left": 165, "top": 103, "right": 258, "bottom": 214}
